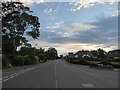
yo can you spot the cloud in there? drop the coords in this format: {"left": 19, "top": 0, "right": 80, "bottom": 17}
{"left": 46, "top": 21, "right": 64, "bottom": 29}
{"left": 64, "top": 22, "right": 96, "bottom": 32}
{"left": 2, "top": 0, "right": 44, "bottom": 4}
{"left": 43, "top": 8, "right": 57, "bottom": 15}
{"left": 70, "top": 0, "right": 119, "bottom": 11}
{"left": 46, "top": 21, "right": 95, "bottom": 32}
{"left": 42, "top": 15, "right": 118, "bottom": 49}
{"left": 27, "top": 14, "right": 118, "bottom": 55}
{"left": 19, "top": 0, "right": 44, "bottom": 4}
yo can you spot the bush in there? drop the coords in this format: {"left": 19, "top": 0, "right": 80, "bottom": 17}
{"left": 2, "top": 55, "right": 12, "bottom": 68}
{"left": 30, "top": 55, "right": 39, "bottom": 64}
{"left": 7, "top": 54, "right": 15, "bottom": 65}
{"left": 6, "top": 63, "right": 12, "bottom": 68}
{"left": 89, "top": 63, "right": 98, "bottom": 67}
{"left": 78, "top": 58, "right": 90, "bottom": 65}
{"left": 38, "top": 54, "right": 46, "bottom": 62}
{"left": 98, "top": 65, "right": 113, "bottom": 69}
{"left": 100, "top": 60, "right": 112, "bottom": 65}
{"left": 13, "top": 55, "right": 24, "bottom": 66}
{"left": 110, "top": 62, "right": 120, "bottom": 68}
{"left": 24, "top": 55, "right": 31, "bottom": 65}
{"left": 35, "top": 56, "right": 39, "bottom": 64}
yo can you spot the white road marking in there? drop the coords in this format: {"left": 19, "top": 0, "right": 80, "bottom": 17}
{"left": 55, "top": 65, "right": 57, "bottom": 88}
{"left": 3, "top": 78, "right": 9, "bottom": 82}
{"left": 9, "top": 76, "right": 14, "bottom": 79}
{"left": 82, "top": 83, "right": 95, "bottom": 88}
{"left": 55, "top": 66, "right": 57, "bottom": 76}
{"left": 3, "top": 76, "right": 9, "bottom": 79}
{"left": 15, "top": 74, "right": 18, "bottom": 76}
{"left": 56, "top": 80, "right": 58, "bottom": 88}
{"left": 0, "top": 78, "right": 2, "bottom": 83}
{"left": 9, "top": 74, "right": 15, "bottom": 77}
{"left": 3, "top": 66, "right": 40, "bottom": 82}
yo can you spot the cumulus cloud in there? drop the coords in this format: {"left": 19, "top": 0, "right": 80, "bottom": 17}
{"left": 2, "top": 0, "right": 44, "bottom": 4}
{"left": 70, "top": 0, "right": 119, "bottom": 11}
{"left": 46, "top": 21, "right": 64, "bottom": 29}
{"left": 64, "top": 22, "right": 96, "bottom": 32}
{"left": 43, "top": 8, "right": 57, "bottom": 15}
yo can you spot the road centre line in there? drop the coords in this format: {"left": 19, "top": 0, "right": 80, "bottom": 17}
{"left": 55, "top": 65, "right": 57, "bottom": 88}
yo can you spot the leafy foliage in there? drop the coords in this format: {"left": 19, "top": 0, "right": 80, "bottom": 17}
{"left": 2, "top": 2, "right": 40, "bottom": 54}
{"left": 13, "top": 55, "right": 24, "bottom": 66}
{"left": 38, "top": 54, "right": 46, "bottom": 62}
{"left": 45, "top": 48, "right": 58, "bottom": 59}
{"left": 24, "top": 55, "right": 32, "bottom": 65}
{"left": 29, "top": 55, "right": 39, "bottom": 64}
{"left": 2, "top": 55, "right": 12, "bottom": 68}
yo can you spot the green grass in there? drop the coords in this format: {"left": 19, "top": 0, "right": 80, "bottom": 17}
{"left": 110, "top": 62, "right": 120, "bottom": 65}
{"left": 87, "top": 61, "right": 100, "bottom": 64}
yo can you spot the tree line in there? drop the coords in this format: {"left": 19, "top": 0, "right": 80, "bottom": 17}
{"left": 2, "top": 46, "right": 58, "bottom": 68}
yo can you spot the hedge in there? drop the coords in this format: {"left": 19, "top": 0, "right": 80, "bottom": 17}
{"left": 24, "top": 55, "right": 32, "bottom": 65}
{"left": 13, "top": 55, "right": 24, "bottom": 66}
{"left": 2, "top": 55, "right": 12, "bottom": 68}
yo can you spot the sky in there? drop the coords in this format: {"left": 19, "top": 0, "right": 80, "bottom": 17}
{"left": 6, "top": 0, "right": 119, "bottom": 56}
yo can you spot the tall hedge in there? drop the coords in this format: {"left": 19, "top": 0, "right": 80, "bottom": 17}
{"left": 2, "top": 55, "right": 12, "bottom": 68}
{"left": 24, "top": 55, "right": 31, "bottom": 65}
{"left": 29, "top": 55, "right": 39, "bottom": 64}
{"left": 13, "top": 55, "right": 24, "bottom": 66}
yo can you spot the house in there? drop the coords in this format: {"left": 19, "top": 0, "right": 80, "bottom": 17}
{"left": 107, "top": 49, "right": 120, "bottom": 60}
{"left": 74, "top": 50, "right": 94, "bottom": 58}
{"left": 68, "top": 52, "right": 74, "bottom": 58}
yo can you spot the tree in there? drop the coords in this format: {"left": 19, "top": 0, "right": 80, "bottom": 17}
{"left": 45, "top": 47, "right": 58, "bottom": 59}
{"left": 97, "top": 48, "right": 107, "bottom": 59}
{"left": 91, "top": 50, "right": 98, "bottom": 57}
{"left": 19, "top": 47, "right": 34, "bottom": 56}
{"left": 2, "top": 1, "right": 40, "bottom": 54}
{"left": 38, "top": 54, "right": 46, "bottom": 62}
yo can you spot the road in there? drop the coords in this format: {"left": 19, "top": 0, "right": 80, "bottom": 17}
{"left": 2, "top": 59, "right": 118, "bottom": 88}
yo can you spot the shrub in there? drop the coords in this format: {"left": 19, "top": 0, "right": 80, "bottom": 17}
{"left": 39, "top": 59, "right": 43, "bottom": 63}
{"left": 98, "top": 65, "right": 113, "bottom": 69}
{"left": 24, "top": 55, "right": 31, "bottom": 65}
{"left": 78, "top": 58, "right": 90, "bottom": 65}
{"left": 2, "top": 55, "right": 12, "bottom": 68}
{"left": 35, "top": 56, "right": 39, "bottom": 64}
{"left": 7, "top": 54, "right": 15, "bottom": 65}
{"left": 110, "top": 62, "right": 120, "bottom": 68}
{"left": 89, "top": 63, "right": 98, "bottom": 67}
{"left": 30, "top": 55, "right": 39, "bottom": 64}
{"left": 7, "top": 54, "right": 15, "bottom": 60}
{"left": 6, "top": 63, "right": 12, "bottom": 68}
{"left": 38, "top": 54, "right": 46, "bottom": 62}
{"left": 100, "top": 60, "right": 112, "bottom": 65}
{"left": 13, "top": 55, "right": 24, "bottom": 66}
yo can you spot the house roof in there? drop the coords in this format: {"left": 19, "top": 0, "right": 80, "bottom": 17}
{"left": 75, "top": 50, "right": 93, "bottom": 56}
{"left": 108, "top": 49, "right": 120, "bottom": 54}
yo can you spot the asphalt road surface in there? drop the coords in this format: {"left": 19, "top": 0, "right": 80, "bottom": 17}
{"left": 2, "top": 59, "right": 118, "bottom": 88}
